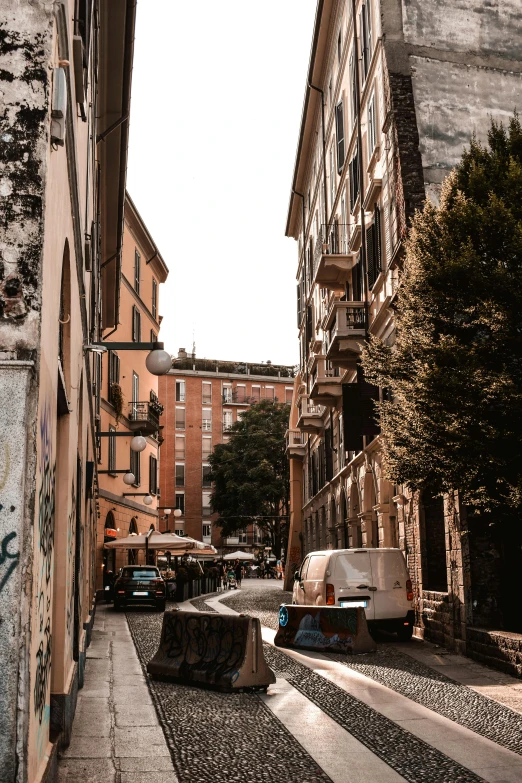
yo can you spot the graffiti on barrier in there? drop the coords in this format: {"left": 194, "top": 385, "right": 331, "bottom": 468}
{"left": 163, "top": 613, "right": 247, "bottom": 683}
{"left": 33, "top": 618, "right": 52, "bottom": 723}
{"left": 0, "top": 531, "right": 20, "bottom": 593}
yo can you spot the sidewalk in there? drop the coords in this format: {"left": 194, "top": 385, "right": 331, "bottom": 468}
{"left": 58, "top": 604, "right": 177, "bottom": 783}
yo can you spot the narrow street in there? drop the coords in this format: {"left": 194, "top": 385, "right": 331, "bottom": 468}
{"left": 59, "top": 582, "right": 522, "bottom": 783}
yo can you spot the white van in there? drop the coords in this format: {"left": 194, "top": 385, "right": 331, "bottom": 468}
{"left": 292, "top": 548, "right": 414, "bottom": 641}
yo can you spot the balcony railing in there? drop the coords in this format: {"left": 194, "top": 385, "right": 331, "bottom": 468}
{"left": 128, "top": 401, "right": 163, "bottom": 432}
{"left": 313, "top": 224, "right": 351, "bottom": 275}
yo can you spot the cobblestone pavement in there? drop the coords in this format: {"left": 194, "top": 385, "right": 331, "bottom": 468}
{"left": 220, "top": 589, "right": 522, "bottom": 757}
{"left": 126, "top": 608, "right": 332, "bottom": 783}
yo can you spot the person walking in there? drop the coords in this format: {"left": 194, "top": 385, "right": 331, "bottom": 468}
{"left": 234, "top": 559, "right": 243, "bottom": 588}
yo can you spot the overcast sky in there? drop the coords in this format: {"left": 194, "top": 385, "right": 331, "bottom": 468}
{"left": 126, "top": 0, "right": 316, "bottom": 367}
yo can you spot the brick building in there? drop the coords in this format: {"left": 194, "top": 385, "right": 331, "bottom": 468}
{"left": 284, "top": 0, "right": 522, "bottom": 672}
{"left": 159, "top": 353, "right": 295, "bottom": 552}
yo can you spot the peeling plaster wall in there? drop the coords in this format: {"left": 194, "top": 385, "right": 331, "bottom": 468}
{"left": 0, "top": 2, "right": 53, "bottom": 348}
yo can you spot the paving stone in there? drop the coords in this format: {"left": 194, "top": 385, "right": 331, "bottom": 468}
{"left": 118, "top": 757, "right": 176, "bottom": 772}
{"left": 68, "top": 710, "right": 111, "bottom": 737}
{"left": 114, "top": 706, "right": 158, "bottom": 727}
{"left": 120, "top": 773, "right": 178, "bottom": 783}
{"left": 57, "top": 758, "right": 115, "bottom": 783}
{"left": 61, "top": 736, "right": 112, "bottom": 759}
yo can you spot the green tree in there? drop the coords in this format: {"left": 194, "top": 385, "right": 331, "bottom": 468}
{"left": 208, "top": 400, "right": 290, "bottom": 558}
{"left": 362, "top": 115, "right": 522, "bottom": 515}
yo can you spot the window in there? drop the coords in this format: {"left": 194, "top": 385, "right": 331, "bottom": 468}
{"left": 222, "top": 384, "right": 232, "bottom": 403}
{"left": 130, "top": 448, "right": 140, "bottom": 486}
{"left": 202, "top": 524, "right": 211, "bottom": 539}
{"left": 175, "top": 435, "right": 185, "bottom": 459}
{"left": 202, "top": 381, "right": 212, "bottom": 404}
{"left": 175, "top": 406, "right": 186, "bottom": 430}
{"left": 108, "top": 350, "right": 120, "bottom": 397}
{"left": 330, "top": 143, "right": 336, "bottom": 207}
{"left": 335, "top": 101, "right": 345, "bottom": 173}
{"left": 108, "top": 425, "right": 116, "bottom": 474}
{"left": 238, "top": 530, "right": 247, "bottom": 544}
{"left": 349, "top": 52, "right": 357, "bottom": 127}
{"left": 202, "top": 464, "right": 212, "bottom": 488}
{"left": 254, "top": 525, "right": 263, "bottom": 544}
{"left": 285, "top": 387, "right": 293, "bottom": 405}
{"left": 361, "top": 1, "right": 373, "bottom": 78}
{"left": 264, "top": 386, "right": 275, "bottom": 402}
{"left": 150, "top": 329, "right": 157, "bottom": 344}
{"left": 175, "top": 463, "right": 185, "bottom": 487}
{"left": 132, "top": 372, "right": 139, "bottom": 418}
{"left": 175, "top": 492, "right": 185, "bottom": 514}
{"left": 202, "top": 436, "right": 212, "bottom": 460}
{"left": 366, "top": 205, "right": 382, "bottom": 290}
{"left": 202, "top": 491, "right": 212, "bottom": 515}
{"left": 132, "top": 305, "right": 141, "bottom": 342}
{"left": 149, "top": 455, "right": 158, "bottom": 494}
{"left": 337, "top": 29, "right": 342, "bottom": 62}
{"left": 152, "top": 278, "right": 157, "bottom": 319}
{"left": 235, "top": 384, "right": 246, "bottom": 402}
{"left": 349, "top": 145, "right": 360, "bottom": 213}
{"left": 368, "top": 94, "right": 376, "bottom": 157}
{"left": 307, "top": 554, "right": 327, "bottom": 580}
{"left": 176, "top": 380, "right": 185, "bottom": 402}
{"left": 251, "top": 385, "right": 260, "bottom": 403}
{"left": 222, "top": 410, "right": 233, "bottom": 432}
{"left": 202, "top": 408, "right": 212, "bottom": 431}
{"left": 134, "top": 248, "right": 140, "bottom": 294}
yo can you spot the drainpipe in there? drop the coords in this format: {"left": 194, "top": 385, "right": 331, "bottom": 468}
{"left": 351, "top": 0, "right": 369, "bottom": 308}
{"left": 308, "top": 83, "right": 329, "bottom": 231}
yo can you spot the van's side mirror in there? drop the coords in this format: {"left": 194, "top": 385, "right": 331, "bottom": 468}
{"left": 294, "top": 570, "right": 300, "bottom": 582}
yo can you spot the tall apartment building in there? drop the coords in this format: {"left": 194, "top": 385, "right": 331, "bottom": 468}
{"left": 0, "top": 1, "right": 136, "bottom": 779}
{"left": 159, "top": 354, "right": 295, "bottom": 552}
{"left": 285, "top": 0, "right": 522, "bottom": 660}
{"left": 97, "top": 194, "right": 168, "bottom": 586}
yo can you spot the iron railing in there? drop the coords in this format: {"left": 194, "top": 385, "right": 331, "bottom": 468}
{"left": 128, "top": 400, "right": 163, "bottom": 427}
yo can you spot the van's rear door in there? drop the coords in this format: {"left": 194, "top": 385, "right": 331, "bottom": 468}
{"left": 333, "top": 550, "right": 375, "bottom": 620}
{"left": 370, "top": 550, "right": 411, "bottom": 620}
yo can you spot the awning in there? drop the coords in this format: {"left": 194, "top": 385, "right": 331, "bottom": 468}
{"left": 223, "top": 550, "right": 256, "bottom": 561}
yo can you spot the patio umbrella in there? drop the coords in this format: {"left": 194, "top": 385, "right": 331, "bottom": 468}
{"left": 223, "top": 550, "right": 255, "bottom": 560}
{"left": 147, "top": 533, "right": 210, "bottom": 551}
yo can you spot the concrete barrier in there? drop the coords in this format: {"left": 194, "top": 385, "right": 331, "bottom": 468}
{"left": 147, "top": 610, "right": 276, "bottom": 692}
{"left": 274, "top": 605, "right": 376, "bottom": 654}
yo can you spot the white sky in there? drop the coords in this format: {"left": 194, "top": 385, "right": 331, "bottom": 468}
{"left": 126, "top": 0, "right": 316, "bottom": 367}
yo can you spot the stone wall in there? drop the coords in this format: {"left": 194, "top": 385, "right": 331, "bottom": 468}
{"left": 466, "top": 628, "right": 522, "bottom": 679}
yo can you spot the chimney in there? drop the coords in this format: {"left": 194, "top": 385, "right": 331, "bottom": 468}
{"left": 178, "top": 348, "right": 187, "bottom": 359}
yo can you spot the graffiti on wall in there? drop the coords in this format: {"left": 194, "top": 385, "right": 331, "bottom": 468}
{"left": 66, "top": 480, "right": 76, "bottom": 652}
{"left": 33, "top": 403, "right": 55, "bottom": 736}
{"left": 0, "top": 442, "right": 20, "bottom": 593}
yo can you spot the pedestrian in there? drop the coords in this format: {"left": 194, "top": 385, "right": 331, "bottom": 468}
{"left": 234, "top": 559, "right": 243, "bottom": 588}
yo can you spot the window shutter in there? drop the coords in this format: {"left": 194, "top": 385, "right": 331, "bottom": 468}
{"left": 335, "top": 102, "right": 345, "bottom": 173}
{"left": 357, "top": 366, "right": 380, "bottom": 437}
{"left": 361, "top": 6, "right": 369, "bottom": 77}
{"left": 374, "top": 205, "right": 382, "bottom": 274}
{"left": 137, "top": 310, "right": 141, "bottom": 342}
{"left": 366, "top": 223, "right": 376, "bottom": 289}
{"left": 342, "top": 383, "right": 364, "bottom": 452}
{"left": 325, "top": 428, "right": 333, "bottom": 482}
{"left": 297, "top": 282, "right": 302, "bottom": 328}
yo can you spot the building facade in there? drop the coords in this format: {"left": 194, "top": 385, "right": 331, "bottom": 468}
{"left": 284, "top": 0, "right": 522, "bottom": 667}
{"left": 97, "top": 194, "right": 168, "bottom": 588}
{"left": 159, "top": 353, "right": 295, "bottom": 552}
{"left": 0, "top": 1, "right": 136, "bottom": 780}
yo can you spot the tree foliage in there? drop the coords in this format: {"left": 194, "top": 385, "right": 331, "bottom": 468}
{"left": 208, "top": 400, "right": 290, "bottom": 557}
{"left": 362, "top": 115, "right": 522, "bottom": 514}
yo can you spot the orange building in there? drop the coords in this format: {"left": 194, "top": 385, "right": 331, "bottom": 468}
{"left": 159, "top": 353, "right": 295, "bottom": 552}
{"left": 96, "top": 194, "right": 169, "bottom": 587}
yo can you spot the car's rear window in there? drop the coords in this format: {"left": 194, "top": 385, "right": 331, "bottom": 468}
{"left": 306, "top": 555, "right": 327, "bottom": 580}
{"left": 121, "top": 568, "right": 159, "bottom": 579}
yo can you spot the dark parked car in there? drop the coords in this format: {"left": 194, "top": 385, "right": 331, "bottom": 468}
{"left": 113, "top": 566, "right": 166, "bottom": 611}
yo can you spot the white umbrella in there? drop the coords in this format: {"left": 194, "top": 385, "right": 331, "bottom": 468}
{"left": 223, "top": 550, "right": 255, "bottom": 561}
{"left": 104, "top": 531, "right": 196, "bottom": 551}
{"left": 104, "top": 531, "right": 164, "bottom": 549}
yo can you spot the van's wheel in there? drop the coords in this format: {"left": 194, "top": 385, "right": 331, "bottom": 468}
{"left": 397, "top": 624, "right": 413, "bottom": 642}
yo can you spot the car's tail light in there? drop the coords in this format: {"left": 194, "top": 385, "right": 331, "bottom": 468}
{"left": 156, "top": 590, "right": 164, "bottom": 595}
{"left": 326, "top": 584, "right": 335, "bottom": 605}
{"left": 117, "top": 590, "right": 125, "bottom": 594}
{"left": 406, "top": 579, "right": 413, "bottom": 602}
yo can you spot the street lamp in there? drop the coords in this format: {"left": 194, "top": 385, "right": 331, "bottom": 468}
{"left": 130, "top": 435, "right": 147, "bottom": 452}
{"left": 143, "top": 495, "right": 153, "bottom": 506}
{"left": 145, "top": 348, "right": 172, "bottom": 376}
{"left": 123, "top": 472, "right": 135, "bottom": 485}
{"left": 173, "top": 508, "right": 182, "bottom": 518}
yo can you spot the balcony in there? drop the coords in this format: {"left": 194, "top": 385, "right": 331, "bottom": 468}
{"left": 313, "top": 225, "right": 356, "bottom": 292}
{"left": 127, "top": 400, "right": 163, "bottom": 434}
{"left": 223, "top": 391, "right": 251, "bottom": 405}
{"left": 309, "top": 369, "right": 343, "bottom": 407}
{"left": 286, "top": 428, "right": 306, "bottom": 458}
{"left": 324, "top": 301, "right": 367, "bottom": 370}
{"left": 296, "top": 398, "right": 324, "bottom": 433}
